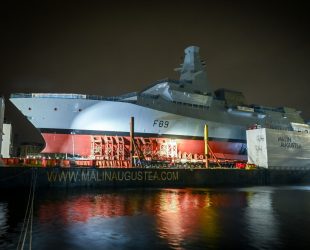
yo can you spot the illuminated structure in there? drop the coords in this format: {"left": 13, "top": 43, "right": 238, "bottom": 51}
{"left": 9, "top": 46, "right": 309, "bottom": 163}
{"left": 1, "top": 123, "right": 12, "bottom": 158}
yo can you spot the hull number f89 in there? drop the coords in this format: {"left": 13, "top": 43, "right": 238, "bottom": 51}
{"left": 153, "top": 120, "right": 169, "bottom": 128}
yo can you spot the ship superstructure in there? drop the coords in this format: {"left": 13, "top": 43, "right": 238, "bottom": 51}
{"left": 10, "top": 46, "right": 308, "bottom": 162}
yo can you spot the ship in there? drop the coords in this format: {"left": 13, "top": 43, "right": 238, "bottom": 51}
{"left": 9, "top": 46, "right": 310, "bottom": 164}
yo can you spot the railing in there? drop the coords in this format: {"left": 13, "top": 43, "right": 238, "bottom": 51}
{"left": 10, "top": 92, "right": 138, "bottom": 102}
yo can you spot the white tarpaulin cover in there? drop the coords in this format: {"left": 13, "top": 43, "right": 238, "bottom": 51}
{"left": 246, "top": 128, "right": 310, "bottom": 168}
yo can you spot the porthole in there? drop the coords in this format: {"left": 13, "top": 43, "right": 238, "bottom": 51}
{"left": 54, "top": 108, "right": 58, "bottom": 111}
{"left": 28, "top": 107, "right": 31, "bottom": 110}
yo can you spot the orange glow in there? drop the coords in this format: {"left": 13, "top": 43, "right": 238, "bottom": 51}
{"left": 38, "top": 189, "right": 248, "bottom": 247}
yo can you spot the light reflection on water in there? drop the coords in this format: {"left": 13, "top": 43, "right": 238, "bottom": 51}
{"left": 0, "top": 203, "right": 8, "bottom": 237}
{"left": 245, "top": 190, "right": 282, "bottom": 249}
{"left": 1, "top": 186, "right": 310, "bottom": 249}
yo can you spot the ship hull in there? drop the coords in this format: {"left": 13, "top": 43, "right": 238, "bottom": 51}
{"left": 10, "top": 95, "right": 248, "bottom": 160}
{"left": 41, "top": 132, "right": 247, "bottom": 161}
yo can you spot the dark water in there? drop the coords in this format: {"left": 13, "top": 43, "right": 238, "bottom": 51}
{"left": 1, "top": 186, "right": 310, "bottom": 250}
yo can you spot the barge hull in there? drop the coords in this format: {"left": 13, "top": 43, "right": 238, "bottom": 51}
{"left": 1, "top": 167, "right": 310, "bottom": 189}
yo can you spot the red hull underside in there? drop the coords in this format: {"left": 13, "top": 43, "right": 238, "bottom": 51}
{"left": 41, "top": 133, "right": 246, "bottom": 161}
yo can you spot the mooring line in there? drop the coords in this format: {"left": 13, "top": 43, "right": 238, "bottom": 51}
{"left": 29, "top": 169, "right": 37, "bottom": 249}
{"left": 17, "top": 168, "right": 37, "bottom": 250}
{"left": 17, "top": 169, "right": 34, "bottom": 250}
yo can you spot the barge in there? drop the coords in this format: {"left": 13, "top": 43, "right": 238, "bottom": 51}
{"left": 1, "top": 166, "right": 310, "bottom": 189}
{"left": 2, "top": 46, "right": 310, "bottom": 189}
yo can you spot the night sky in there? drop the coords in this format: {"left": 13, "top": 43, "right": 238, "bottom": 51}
{"left": 1, "top": 0, "right": 309, "bottom": 144}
